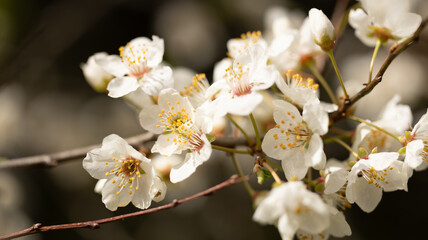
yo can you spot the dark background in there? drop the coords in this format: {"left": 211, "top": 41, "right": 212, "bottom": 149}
{"left": 0, "top": 0, "right": 427, "bottom": 239}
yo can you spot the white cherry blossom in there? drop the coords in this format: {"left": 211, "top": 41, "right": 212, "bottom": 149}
{"left": 296, "top": 205, "right": 351, "bottom": 240}
{"left": 97, "top": 36, "right": 173, "bottom": 98}
{"left": 269, "top": 17, "right": 322, "bottom": 72}
{"left": 227, "top": 31, "right": 268, "bottom": 59}
{"left": 209, "top": 44, "right": 279, "bottom": 116}
{"left": 346, "top": 152, "right": 408, "bottom": 213}
{"left": 349, "top": 0, "right": 422, "bottom": 46}
{"left": 253, "top": 181, "right": 330, "bottom": 240}
{"left": 352, "top": 95, "right": 412, "bottom": 154}
{"left": 139, "top": 88, "right": 213, "bottom": 183}
{"left": 275, "top": 71, "right": 319, "bottom": 106}
{"left": 83, "top": 134, "right": 166, "bottom": 211}
{"left": 262, "top": 99, "right": 330, "bottom": 180}
{"left": 404, "top": 109, "right": 428, "bottom": 171}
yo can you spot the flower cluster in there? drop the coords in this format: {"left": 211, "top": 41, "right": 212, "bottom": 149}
{"left": 81, "top": 0, "right": 424, "bottom": 239}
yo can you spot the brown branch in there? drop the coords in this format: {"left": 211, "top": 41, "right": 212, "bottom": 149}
{"left": 0, "top": 174, "right": 249, "bottom": 240}
{"left": 0, "top": 133, "right": 248, "bottom": 169}
{"left": 0, "top": 133, "right": 156, "bottom": 169}
{"left": 329, "top": 18, "right": 428, "bottom": 125}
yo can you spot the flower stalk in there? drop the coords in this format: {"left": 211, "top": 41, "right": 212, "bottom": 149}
{"left": 327, "top": 50, "right": 348, "bottom": 100}
{"left": 368, "top": 39, "right": 382, "bottom": 83}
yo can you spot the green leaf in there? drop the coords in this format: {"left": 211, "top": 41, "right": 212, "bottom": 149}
{"left": 315, "top": 183, "right": 324, "bottom": 193}
{"left": 398, "top": 146, "right": 406, "bottom": 155}
{"left": 206, "top": 133, "right": 216, "bottom": 143}
{"left": 256, "top": 169, "right": 272, "bottom": 184}
{"left": 358, "top": 147, "right": 368, "bottom": 159}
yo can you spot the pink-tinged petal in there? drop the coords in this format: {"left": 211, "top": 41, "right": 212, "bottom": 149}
{"left": 107, "top": 76, "right": 139, "bottom": 98}
{"left": 95, "top": 54, "right": 129, "bottom": 77}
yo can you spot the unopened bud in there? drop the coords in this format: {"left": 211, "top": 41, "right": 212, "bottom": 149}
{"left": 308, "top": 8, "right": 336, "bottom": 51}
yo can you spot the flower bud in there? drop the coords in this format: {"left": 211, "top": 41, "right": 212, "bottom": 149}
{"left": 81, "top": 52, "right": 114, "bottom": 92}
{"left": 308, "top": 8, "right": 335, "bottom": 51}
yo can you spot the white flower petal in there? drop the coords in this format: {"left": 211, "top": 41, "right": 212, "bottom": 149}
{"left": 95, "top": 54, "right": 129, "bottom": 77}
{"left": 140, "top": 66, "right": 173, "bottom": 96}
{"left": 282, "top": 156, "right": 308, "bottom": 180}
{"left": 305, "top": 134, "right": 326, "bottom": 170}
{"left": 328, "top": 210, "right": 352, "bottom": 237}
{"left": 404, "top": 140, "right": 425, "bottom": 169}
{"left": 107, "top": 76, "right": 140, "bottom": 98}
{"left": 151, "top": 134, "right": 182, "bottom": 156}
{"left": 278, "top": 214, "right": 298, "bottom": 240}
{"left": 367, "top": 152, "right": 398, "bottom": 170}
{"left": 347, "top": 177, "right": 382, "bottom": 213}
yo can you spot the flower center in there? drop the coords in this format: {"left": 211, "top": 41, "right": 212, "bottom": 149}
{"left": 119, "top": 43, "right": 151, "bottom": 78}
{"left": 365, "top": 129, "right": 387, "bottom": 150}
{"left": 179, "top": 73, "right": 210, "bottom": 103}
{"left": 228, "top": 31, "right": 262, "bottom": 57}
{"left": 361, "top": 166, "right": 393, "bottom": 188}
{"left": 188, "top": 131, "right": 205, "bottom": 153}
{"left": 105, "top": 156, "right": 145, "bottom": 195}
{"left": 285, "top": 71, "right": 319, "bottom": 91}
{"left": 156, "top": 101, "right": 194, "bottom": 138}
{"left": 224, "top": 62, "right": 252, "bottom": 97}
{"left": 273, "top": 113, "right": 312, "bottom": 152}
{"left": 369, "top": 26, "right": 394, "bottom": 43}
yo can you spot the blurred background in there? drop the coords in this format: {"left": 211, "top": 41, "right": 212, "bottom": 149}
{"left": 0, "top": 0, "right": 427, "bottom": 239}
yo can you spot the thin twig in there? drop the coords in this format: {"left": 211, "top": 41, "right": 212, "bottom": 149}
{"left": 330, "top": 18, "right": 428, "bottom": 125}
{"left": 0, "top": 133, "right": 156, "bottom": 169}
{"left": 0, "top": 134, "right": 248, "bottom": 169}
{"left": 0, "top": 174, "right": 249, "bottom": 240}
